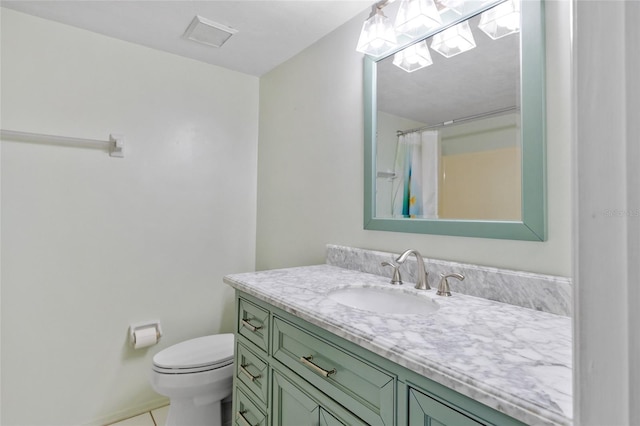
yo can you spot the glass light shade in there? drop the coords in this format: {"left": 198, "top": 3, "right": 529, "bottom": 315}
{"left": 394, "top": 0, "right": 443, "bottom": 39}
{"left": 436, "top": 0, "right": 465, "bottom": 15}
{"left": 356, "top": 10, "right": 398, "bottom": 57}
{"left": 478, "top": 0, "right": 520, "bottom": 40}
{"left": 430, "top": 20, "right": 476, "bottom": 58}
{"left": 393, "top": 41, "right": 433, "bottom": 72}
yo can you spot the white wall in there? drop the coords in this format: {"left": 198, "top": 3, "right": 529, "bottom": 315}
{"left": 256, "top": 2, "right": 572, "bottom": 277}
{"left": 628, "top": 5, "right": 640, "bottom": 423}
{"left": 1, "top": 9, "right": 258, "bottom": 425}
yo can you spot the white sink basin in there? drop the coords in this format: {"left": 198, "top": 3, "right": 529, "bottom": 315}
{"left": 327, "top": 287, "right": 439, "bottom": 315}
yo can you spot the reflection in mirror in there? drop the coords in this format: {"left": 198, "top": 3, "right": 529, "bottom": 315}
{"left": 375, "top": 5, "right": 521, "bottom": 221}
{"left": 363, "top": 0, "right": 546, "bottom": 241}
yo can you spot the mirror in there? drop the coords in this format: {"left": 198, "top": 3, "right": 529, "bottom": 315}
{"left": 364, "top": 0, "right": 546, "bottom": 240}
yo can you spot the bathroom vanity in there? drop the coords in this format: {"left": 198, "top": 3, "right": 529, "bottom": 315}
{"left": 224, "top": 253, "right": 572, "bottom": 426}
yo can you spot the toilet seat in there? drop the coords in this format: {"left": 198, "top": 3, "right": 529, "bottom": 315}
{"left": 153, "top": 334, "right": 234, "bottom": 375}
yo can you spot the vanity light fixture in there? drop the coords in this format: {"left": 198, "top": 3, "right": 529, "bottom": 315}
{"left": 393, "top": 40, "right": 433, "bottom": 72}
{"left": 356, "top": 1, "right": 399, "bottom": 57}
{"left": 394, "top": 0, "right": 443, "bottom": 39}
{"left": 478, "top": 0, "right": 520, "bottom": 40}
{"left": 430, "top": 20, "right": 476, "bottom": 58}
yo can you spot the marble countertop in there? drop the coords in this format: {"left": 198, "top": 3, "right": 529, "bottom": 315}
{"left": 224, "top": 264, "right": 572, "bottom": 426}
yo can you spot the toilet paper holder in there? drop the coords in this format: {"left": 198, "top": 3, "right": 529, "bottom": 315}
{"left": 129, "top": 320, "right": 162, "bottom": 349}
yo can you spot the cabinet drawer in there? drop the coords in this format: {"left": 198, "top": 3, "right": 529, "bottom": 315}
{"left": 237, "top": 298, "right": 269, "bottom": 353}
{"left": 272, "top": 316, "right": 395, "bottom": 425}
{"left": 235, "top": 386, "right": 267, "bottom": 426}
{"left": 236, "top": 342, "right": 269, "bottom": 405}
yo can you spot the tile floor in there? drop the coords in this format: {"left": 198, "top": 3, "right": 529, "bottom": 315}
{"left": 107, "top": 401, "right": 232, "bottom": 426}
{"left": 107, "top": 405, "right": 169, "bottom": 426}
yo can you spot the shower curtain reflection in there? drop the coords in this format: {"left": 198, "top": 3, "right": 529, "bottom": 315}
{"left": 391, "top": 130, "right": 440, "bottom": 218}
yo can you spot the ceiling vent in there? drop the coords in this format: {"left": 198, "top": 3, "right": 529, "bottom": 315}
{"left": 184, "top": 15, "right": 237, "bottom": 48}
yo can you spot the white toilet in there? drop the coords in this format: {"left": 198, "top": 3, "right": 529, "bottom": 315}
{"left": 150, "top": 334, "right": 234, "bottom": 426}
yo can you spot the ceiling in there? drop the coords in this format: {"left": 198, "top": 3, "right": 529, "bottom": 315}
{"left": 1, "top": 0, "right": 371, "bottom": 76}
{"left": 2, "top": 0, "right": 521, "bottom": 128}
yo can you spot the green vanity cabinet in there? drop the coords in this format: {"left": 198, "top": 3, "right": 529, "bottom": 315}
{"left": 232, "top": 292, "right": 525, "bottom": 426}
{"left": 272, "top": 368, "right": 367, "bottom": 425}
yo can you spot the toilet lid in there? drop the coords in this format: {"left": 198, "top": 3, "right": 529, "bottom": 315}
{"left": 153, "top": 334, "right": 234, "bottom": 371}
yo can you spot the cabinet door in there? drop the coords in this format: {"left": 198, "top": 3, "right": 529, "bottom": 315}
{"left": 272, "top": 369, "right": 366, "bottom": 426}
{"left": 408, "top": 388, "right": 484, "bottom": 426}
{"left": 272, "top": 370, "right": 319, "bottom": 425}
{"left": 319, "top": 408, "right": 350, "bottom": 426}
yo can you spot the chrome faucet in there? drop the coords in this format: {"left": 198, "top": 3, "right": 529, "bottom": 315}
{"left": 395, "top": 249, "right": 430, "bottom": 290}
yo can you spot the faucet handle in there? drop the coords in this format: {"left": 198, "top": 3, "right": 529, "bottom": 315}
{"left": 437, "top": 273, "right": 465, "bottom": 296}
{"left": 381, "top": 262, "right": 403, "bottom": 285}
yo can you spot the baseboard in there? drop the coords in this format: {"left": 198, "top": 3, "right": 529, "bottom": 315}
{"left": 84, "top": 397, "right": 169, "bottom": 426}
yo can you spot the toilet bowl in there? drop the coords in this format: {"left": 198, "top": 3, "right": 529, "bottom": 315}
{"left": 150, "top": 334, "right": 234, "bottom": 426}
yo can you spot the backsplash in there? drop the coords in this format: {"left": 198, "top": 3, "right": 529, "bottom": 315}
{"left": 326, "top": 245, "right": 572, "bottom": 316}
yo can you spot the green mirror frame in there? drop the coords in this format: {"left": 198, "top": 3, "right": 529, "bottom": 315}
{"left": 364, "top": 0, "right": 546, "bottom": 241}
